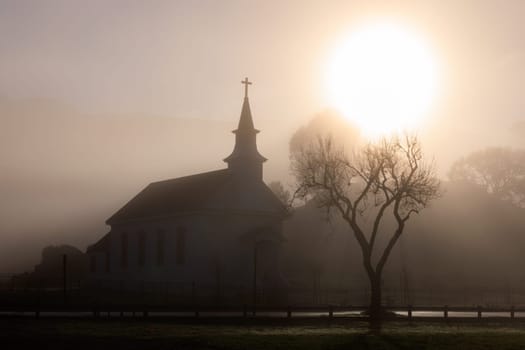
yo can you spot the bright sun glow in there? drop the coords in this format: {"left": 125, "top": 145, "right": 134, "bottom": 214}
{"left": 325, "top": 22, "right": 439, "bottom": 137}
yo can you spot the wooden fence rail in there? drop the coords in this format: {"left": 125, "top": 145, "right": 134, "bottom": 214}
{"left": 1, "top": 304, "right": 525, "bottom": 321}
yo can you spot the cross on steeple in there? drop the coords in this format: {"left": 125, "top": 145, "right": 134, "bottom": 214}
{"left": 241, "top": 77, "right": 252, "bottom": 98}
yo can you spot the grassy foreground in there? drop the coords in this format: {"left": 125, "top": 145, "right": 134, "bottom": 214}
{"left": 3, "top": 319, "right": 525, "bottom": 349}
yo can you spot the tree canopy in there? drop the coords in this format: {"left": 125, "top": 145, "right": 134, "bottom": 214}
{"left": 449, "top": 147, "right": 525, "bottom": 207}
{"left": 289, "top": 110, "right": 360, "bottom": 155}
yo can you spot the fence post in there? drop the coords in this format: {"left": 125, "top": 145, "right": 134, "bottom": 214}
{"left": 511, "top": 305, "right": 515, "bottom": 320}
{"left": 477, "top": 305, "right": 482, "bottom": 320}
{"left": 328, "top": 305, "right": 333, "bottom": 319}
{"left": 408, "top": 305, "right": 412, "bottom": 321}
{"left": 444, "top": 305, "right": 448, "bottom": 320}
{"left": 287, "top": 306, "right": 292, "bottom": 319}
{"left": 35, "top": 298, "right": 41, "bottom": 320}
{"left": 191, "top": 281, "right": 196, "bottom": 305}
{"left": 62, "top": 254, "right": 67, "bottom": 305}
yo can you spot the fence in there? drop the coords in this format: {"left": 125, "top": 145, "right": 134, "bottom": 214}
{"left": 4, "top": 272, "right": 525, "bottom": 321}
{"left": 1, "top": 303, "right": 525, "bottom": 322}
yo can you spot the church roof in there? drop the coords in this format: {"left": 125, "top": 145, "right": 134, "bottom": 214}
{"left": 107, "top": 169, "right": 231, "bottom": 224}
{"left": 87, "top": 232, "right": 110, "bottom": 253}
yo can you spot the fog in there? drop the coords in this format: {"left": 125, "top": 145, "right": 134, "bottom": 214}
{"left": 1, "top": 0, "right": 525, "bottom": 286}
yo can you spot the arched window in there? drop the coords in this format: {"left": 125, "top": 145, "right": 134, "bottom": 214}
{"left": 138, "top": 231, "right": 146, "bottom": 267}
{"left": 105, "top": 252, "right": 111, "bottom": 273}
{"left": 121, "top": 232, "right": 128, "bottom": 269}
{"left": 157, "top": 229, "right": 165, "bottom": 266}
{"left": 90, "top": 255, "right": 97, "bottom": 273}
{"left": 137, "top": 231, "right": 146, "bottom": 266}
{"left": 176, "top": 227, "right": 186, "bottom": 265}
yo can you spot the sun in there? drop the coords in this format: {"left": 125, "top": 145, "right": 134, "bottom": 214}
{"left": 325, "top": 22, "right": 439, "bottom": 137}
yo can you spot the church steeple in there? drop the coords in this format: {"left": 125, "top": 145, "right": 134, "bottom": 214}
{"left": 224, "top": 78, "right": 267, "bottom": 180}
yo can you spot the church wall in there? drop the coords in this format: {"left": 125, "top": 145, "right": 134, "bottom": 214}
{"left": 89, "top": 252, "right": 106, "bottom": 275}
{"left": 201, "top": 211, "right": 284, "bottom": 289}
{"left": 89, "top": 210, "right": 284, "bottom": 294}
{"left": 99, "top": 215, "right": 211, "bottom": 286}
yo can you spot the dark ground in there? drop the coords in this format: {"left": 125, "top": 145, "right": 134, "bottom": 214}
{"left": 3, "top": 318, "right": 525, "bottom": 349}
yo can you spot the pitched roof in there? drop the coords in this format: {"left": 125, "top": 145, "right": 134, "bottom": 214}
{"left": 107, "top": 169, "right": 232, "bottom": 224}
{"left": 87, "top": 232, "right": 110, "bottom": 253}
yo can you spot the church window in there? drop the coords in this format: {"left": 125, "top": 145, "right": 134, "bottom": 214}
{"left": 176, "top": 227, "right": 186, "bottom": 265}
{"left": 90, "top": 255, "right": 96, "bottom": 273}
{"left": 105, "top": 252, "right": 111, "bottom": 273}
{"left": 138, "top": 231, "right": 146, "bottom": 267}
{"left": 157, "top": 230, "right": 165, "bottom": 266}
{"left": 121, "top": 232, "right": 128, "bottom": 269}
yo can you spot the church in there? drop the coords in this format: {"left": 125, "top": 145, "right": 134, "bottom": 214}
{"left": 86, "top": 79, "right": 288, "bottom": 302}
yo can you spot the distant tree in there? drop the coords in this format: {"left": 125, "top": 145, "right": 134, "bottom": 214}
{"left": 289, "top": 110, "right": 360, "bottom": 155}
{"left": 449, "top": 147, "right": 525, "bottom": 207}
{"left": 268, "top": 181, "right": 291, "bottom": 207}
{"left": 10, "top": 245, "right": 88, "bottom": 289}
{"left": 291, "top": 134, "right": 440, "bottom": 329}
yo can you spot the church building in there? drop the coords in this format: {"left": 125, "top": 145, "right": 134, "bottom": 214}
{"left": 86, "top": 79, "right": 288, "bottom": 301}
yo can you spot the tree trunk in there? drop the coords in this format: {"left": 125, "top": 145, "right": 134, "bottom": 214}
{"left": 369, "top": 274, "right": 382, "bottom": 331}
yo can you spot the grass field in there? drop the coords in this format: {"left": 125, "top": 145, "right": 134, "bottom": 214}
{"left": 3, "top": 318, "right": 525, "bottom": 349}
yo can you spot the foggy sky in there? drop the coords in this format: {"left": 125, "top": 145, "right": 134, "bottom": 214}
{"left": 1, "top": 0, "right": 525, "bottom": 273}
{"left": 1, "top": 1, "right": 523, "bottom": 127}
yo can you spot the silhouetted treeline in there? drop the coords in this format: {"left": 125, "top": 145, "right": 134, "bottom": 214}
{"left": 282, "top": 181, "right": 525, "bottom": 304}
{"left": 10, "top": 245, "right": 88, "bottom": 289}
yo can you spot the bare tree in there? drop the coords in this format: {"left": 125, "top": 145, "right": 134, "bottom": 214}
{"left": 449, "top": 147, "right": 525, "bottom": 207}
{"left": 291, "top": 134, "right": 440, "bottom": 328}
{"left": 268, "top": 181, "right": 291, "bottom": 206}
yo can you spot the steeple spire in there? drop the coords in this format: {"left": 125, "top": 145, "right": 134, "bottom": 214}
{"left": 224, "top": 78, "right": 267, "bottom": 180}
{"left": 237, "top": 90, "right": 256, "bottom": 131}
